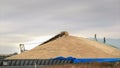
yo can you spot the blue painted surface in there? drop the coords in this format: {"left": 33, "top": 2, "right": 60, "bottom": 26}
{"left": 52, "top": 56, "right": 120, "bottom": 63}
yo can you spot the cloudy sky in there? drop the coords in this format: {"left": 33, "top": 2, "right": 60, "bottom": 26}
{"left": 0, "top": 0, "right": 120, "bottom": 54}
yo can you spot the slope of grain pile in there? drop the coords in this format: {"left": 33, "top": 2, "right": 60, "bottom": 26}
{"left": 7, "top": 31, "right": 120, "bottom": 59}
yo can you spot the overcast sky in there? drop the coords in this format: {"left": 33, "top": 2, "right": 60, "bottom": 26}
{"left": 0, "top": 0, "right": 120, "bottom": 54}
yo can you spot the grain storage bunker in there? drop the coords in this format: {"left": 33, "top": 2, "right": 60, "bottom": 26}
{"left": 7, "top": 31, "right": 120, "bottom": 59}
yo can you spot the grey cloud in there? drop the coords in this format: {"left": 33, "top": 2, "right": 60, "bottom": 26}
{"left": 0, "top": 0, "right": 120, "bottom": 53}
{"left": 0, "top": 45, "right": 18, "bottom": 54}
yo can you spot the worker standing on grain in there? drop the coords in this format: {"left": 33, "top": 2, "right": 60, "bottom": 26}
{"left": 103, "top": 37, "right": 106, "bottom": 44}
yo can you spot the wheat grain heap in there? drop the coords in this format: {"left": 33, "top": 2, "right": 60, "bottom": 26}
{"left": 7, "top": 31, "right": 120, "bottom": 59}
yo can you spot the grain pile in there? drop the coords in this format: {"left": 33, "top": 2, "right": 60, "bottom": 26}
{"left": 7, "top": 31, "right": 120, "bottom": 59}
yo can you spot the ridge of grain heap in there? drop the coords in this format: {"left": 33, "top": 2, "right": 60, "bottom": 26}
{"left": 40, "top": 31, "right": 69, "bottom": 45}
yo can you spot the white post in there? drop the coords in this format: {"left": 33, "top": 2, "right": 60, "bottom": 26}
{"left": 34, "top": 62, "right": 36, "bottom": 68}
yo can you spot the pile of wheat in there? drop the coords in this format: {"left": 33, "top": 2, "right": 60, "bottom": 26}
{"left": 7, "top": 32, "right": 120, "bottom": 59}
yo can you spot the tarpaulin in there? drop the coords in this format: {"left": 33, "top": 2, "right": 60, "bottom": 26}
{"left": 52, "top": 56, "right": 120, "bottom": 63}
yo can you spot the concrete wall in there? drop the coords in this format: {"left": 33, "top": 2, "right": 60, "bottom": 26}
{"left": 0, "top": 59, "right": 72, "bottom": 66}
